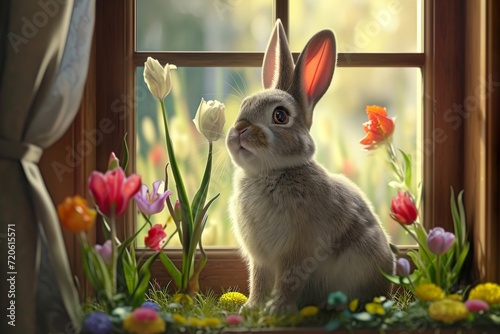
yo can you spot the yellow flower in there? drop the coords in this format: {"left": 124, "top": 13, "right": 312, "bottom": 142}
{"left": 428, "top": 299, "right": 469, "bottom": 323}
{"left": 172, "top": 313, "right": 186, "bottom": 325}
{"left": 123, "top": 307, "right": 166, "bottom": 334}
{"left": 57, "top": 196, "right": 96, "bottom": 233}
{"left": 299, "top": 306, "right": 319, "bottom": 317}
{"left": 172, "top": 293, "right": 194, "bottom": 306}
{"left": 186, "top": 317, "right": 202, "bottom": 327}
{"left": 349, "top": 299, "right": 359, "bottom": 312}
{"left": 415, "top": 283, "right": 445, "bottom": 302}
{"left": 365, "top": 302, "right": 385, "bottom": 315}
{"left": 199, "top": 317, "right": 222, "bottom": 327}
{"left": 468, "top": 283, "right": 500, "bottom": 306}
{"left": 447, "top": 294, "right": 462, "bottom": 301}
{"left": 218, "top": 292, "right": 248, "bottom": 310}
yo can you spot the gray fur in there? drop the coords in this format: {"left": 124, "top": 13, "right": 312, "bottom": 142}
{"left": 226, "top": 20, "right": 395, "bottom": 314}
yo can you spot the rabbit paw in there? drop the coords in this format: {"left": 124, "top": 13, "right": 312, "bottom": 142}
{"left": 239, "top": 299, "right": 262, "bottom": 314}
{"left": 264, "top": 298, "right": 297, "bottom": 315}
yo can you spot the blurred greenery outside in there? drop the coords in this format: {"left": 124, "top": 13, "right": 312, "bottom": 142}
{"left": 135, "top": 0, "right": 422, "bottom": 247}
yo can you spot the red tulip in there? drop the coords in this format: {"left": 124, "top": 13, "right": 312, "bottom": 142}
{"left": 360, "top": 105, "right": 395, "bottom": 150}
{"left": 145, "top": 224, "right": 167, "bottom": 251}
{"left": 390, "top": 191, "right": 418, "bottom": 225}
{"left": 88, "top": 167, "right": 141, "bottom": 217}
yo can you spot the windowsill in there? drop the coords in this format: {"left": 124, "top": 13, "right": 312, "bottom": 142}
{"left": 219, "top": 327, "right": 495, "bottom": 333}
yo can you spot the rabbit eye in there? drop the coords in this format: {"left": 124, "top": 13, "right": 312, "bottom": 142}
{"left": 273, "top": 107, "right": 289, "bottom": 124}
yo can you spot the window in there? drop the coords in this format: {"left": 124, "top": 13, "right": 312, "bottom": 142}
{"left": 70, "top": 0, "right": 499, "bottom": 294}
{"left": 134, "top": 0, "right": 423, "bottom": 247}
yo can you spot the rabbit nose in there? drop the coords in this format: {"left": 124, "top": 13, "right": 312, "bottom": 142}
{"left": 234, "top": 119, "right": 251, "bottom": 134}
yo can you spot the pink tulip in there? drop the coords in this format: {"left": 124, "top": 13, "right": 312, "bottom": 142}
{"left": 88, "top": 167, "right": 141, "bottom": 217}
{"left": 465, "top": 299, "right": 489, "bottom": 313}
{"left": 226, "top": 314, "right": 244, "bottom": 325}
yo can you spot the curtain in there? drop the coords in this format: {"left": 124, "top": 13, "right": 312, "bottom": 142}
{"left": 0, "top": 1, "right": 95, "bottom": 333}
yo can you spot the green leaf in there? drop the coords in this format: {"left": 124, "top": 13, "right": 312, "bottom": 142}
{"left": 191, "top": 142, "right": 213, "bottom": 227}
{"left": 122, "top": 254, "right": 138, "bottom": 295}
{"left": 117, "top": 221, "right": 148, "bottom": 260}
{"left": 188, "top": 234, "right": 208, "bottom": 294}
{"left": 450, "top": 242, "right": 470, "bottom": 282}
{"left": 159, "top": 252, "right": 181, "bottom": 288}
{"left": 131, "top": 253, "right": 160, "bottom": 307}
{"left": 121, "top": 133, "right": 129, "bottom": 170}
{"left": 399, "top": 149, "right": 413, "bottom": 190}
{"left": 82, "top": 243, "right": 113, "bottom": 303}
{"left": 379, "top": 268, "right": 417, "bottom": 287}
{"left": 186, "top": 194, "right": 220, "bottom": 272}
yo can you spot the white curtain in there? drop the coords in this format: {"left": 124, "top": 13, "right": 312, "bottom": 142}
{"left": 0, "top": 1, "right": 94, "bottom": 333}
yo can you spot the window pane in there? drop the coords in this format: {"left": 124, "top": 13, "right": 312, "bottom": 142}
{"left": 290, "top": 0, "right": 422, "bottom": 53}
{"left": 136, "top": 66, "right": 421, "bottom": 247}
{"left": 136, "top": 0, "right": 272, "bottom": 51}
{"left": 136, "top": 67, "right": 261, "bottom": 247}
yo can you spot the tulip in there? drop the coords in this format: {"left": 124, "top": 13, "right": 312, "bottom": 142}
{"left": 226, "top": 314, "right": 244, "bottom": 326}
{"left": 123, "top": 307, "right": 165, "bottom": 334}
{"left": 360, "top": 105, "right": 395, "bottom": 150}
{"left": 396, "top": 258, "right": 411, "bottom": 277}
{"left": 95, "top": 240, "right": 112, "bottom": 264}
{"left": 134, "top": 180, "right": 172, "bottom": 216}
{"left": 464, "top": 299, "right": 490, "bottom": 313}
{"left": 390, "top": 191, "right": 418, "bottom": 225}
{"left": 88, "top": 167, "right": 141, "bottom": 217}
{"left": 143, "top": 57, "right": 177, "bottom": 100}
{"left": 107, "top": 152, "right": 120, "bottom": 170}
{"left": 193, "top": 98, "right": 226, "bottom": 142}
{"left": 57, "top": 196, "right": 96, "bottom": 233}
{"left": 145, "top": 224, "right": 167, "bottom": 251}
{"left": 427, "top": 227, "right": 456, "bottom": 255}
{"left": 141, "top": 301, "right": 161, "bottom": 311}
{"left": 82, "top": 311, "right": 112, "bottom": 334}
{"left": 173, "top": 200, "right": 182, "bottom": 221}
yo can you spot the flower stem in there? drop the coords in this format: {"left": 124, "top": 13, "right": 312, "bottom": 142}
{"left": 160, "top": 99, "right": 193, "bottom": 292}
{"left": 436, "top": 255, "right": 441, "bottom": 288}
{"left": 109, "top": 212, "right": 117, "bottom": 296}
{"left": 386, "top": 142, "right": 405, "bottom": 184}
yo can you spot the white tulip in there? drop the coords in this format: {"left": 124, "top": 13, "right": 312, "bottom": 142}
{"left": 193, "top": 98, "right": 226, "bottom": 142}
{"left": 143, "top": 57, "right": 177, "bottom": 100}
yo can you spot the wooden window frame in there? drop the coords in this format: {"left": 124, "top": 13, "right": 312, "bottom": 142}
{"left": 40, "top": 0, "right": 500, "bottom": 299}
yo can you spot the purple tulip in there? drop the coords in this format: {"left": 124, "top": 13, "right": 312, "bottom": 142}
{"left": 396, "top": 258, "right": 411, "bottom": 277}
{"left": 134, "top": 180, "right": 172, "bottom": 215}
{"left": 95, "top": 240, "right": 112, "bottom": 264}
{"left": 427, "top": 227, "right": 456, "bottom": 254}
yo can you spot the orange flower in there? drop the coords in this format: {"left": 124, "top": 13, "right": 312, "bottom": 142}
{"left": 57, "top": 196, "right": 97, "bottom": 233}
{"left": 359, "top": 105, "right": 395, "bottom": 150}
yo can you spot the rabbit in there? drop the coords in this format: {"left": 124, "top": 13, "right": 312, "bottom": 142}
{"left": 225, "top": 19, "right": 395, "bottom": 314}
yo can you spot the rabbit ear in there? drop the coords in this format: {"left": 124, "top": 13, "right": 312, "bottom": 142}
{"left": 292, "top": 29, "right": 336, "bottom": 125}
{"left": 262, "top": 19, "right": 294, "bottom": 90}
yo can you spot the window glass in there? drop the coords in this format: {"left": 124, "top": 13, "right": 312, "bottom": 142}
{"left": 136, "top": 0, "right": 272, "bottom": 51}
{"left": 290, "top": 0, "right": 422, "bottom": 53}
{"left": 135, "top": 66, "right": 421, "bottom": 247}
